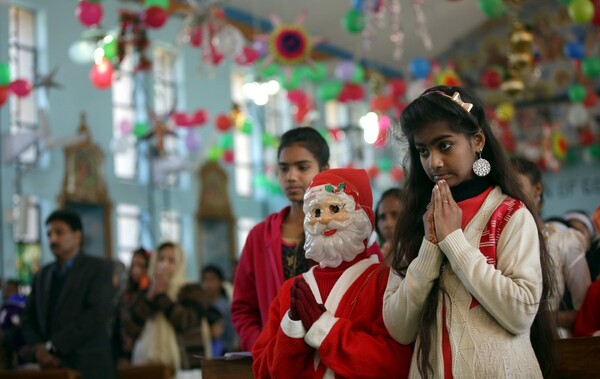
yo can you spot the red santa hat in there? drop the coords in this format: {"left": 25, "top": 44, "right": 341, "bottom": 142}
{"left": 304, "top": 168, "right": 374, "bottom": 229}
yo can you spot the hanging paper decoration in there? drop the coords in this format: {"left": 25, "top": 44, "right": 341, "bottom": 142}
{"left": 540, "top": 122, "right": 561, "bottom": 172}
{"left": 551, "top": 129, "right": 568, "bottom": 161}
{"left": 172, "top": 109, "right": 209, "bottom": 128}
{"left": 256, "top": 11, "right": 324, "bottom": 67}
{"left": 346, "top": 0, "right": 431, "bottom": 62}
{"left": 117, "top": 10, "right": 153, "bottom": 72}
{"left": 185, "top": 129, "right": 201, "bottom": 153}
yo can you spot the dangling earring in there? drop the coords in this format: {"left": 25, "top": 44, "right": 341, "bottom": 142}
{"left": 472, "top": 149, "right": 491, "bottom": 177}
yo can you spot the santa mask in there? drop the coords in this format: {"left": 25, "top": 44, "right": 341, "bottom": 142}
{"left": 303, "top": 169, "right": 374, "bottom": 268}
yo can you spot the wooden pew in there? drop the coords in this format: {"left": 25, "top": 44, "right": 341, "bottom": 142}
{"left": 118, "top": 363, "right": 172, "bottom": 379}
{"left": 554, "top": 336, "right": 600, "bottom": 378}
{"left": 0, "top": 369, "right": 81, "bottom": 379}
{"left": 201, "top": 356, "right": 253, "bottom": 379}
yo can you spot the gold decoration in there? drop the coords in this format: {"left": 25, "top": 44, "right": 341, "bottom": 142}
{"left": 508, "top": 52, "right": 533, "bottom": 72}
{"left": 503, "top": 20, "right": 534, "bottom": 98}
{"left": 501, "top": 77, "right": 524, "bottom": 97}
{"left": 509, "top": 23, "right": 534, "bottom": 53}
{"left": 368, "top": 71, "right": 386, "bottom": 94}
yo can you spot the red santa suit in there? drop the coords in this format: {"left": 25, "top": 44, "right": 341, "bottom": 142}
{"left": 252, "top": 251, "right": 412, "bottom": 378}
{"left": 574, "top": 279, "right": 600, "bottom": 337}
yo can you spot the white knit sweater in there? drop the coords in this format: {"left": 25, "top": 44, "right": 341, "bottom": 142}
{"left": 383, "top": 187, "right": 543, "bottom": 378}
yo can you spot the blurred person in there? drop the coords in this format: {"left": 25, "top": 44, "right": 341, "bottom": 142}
{"left": 113, "top": 248, "right": 151, "bottom": 368}
{"left": 589, "top": 205, "right": 600, "bottom": 281}
{"left": 0, "top": 279, "right": 26, "bottom": 369}
{"left": 201, "top": 265, "right": 234, "bottom": 355}
{"left": 124, "top": 242, "right": 210, "bottom": 370}
{"left": 22, "top": 209, "right": 115, "bottom": 379}
{"left": 375, "top": 188, "right": 403, "bottom": 260}
{"left": 232, "top": 127, "right": 331, "bottom": 351}
{"left": 563, "top": 210, "right": 596, "bottom": 252}
{"left": 573, "top": 278, "right": 600, "bottom": 337}
{"left": 512, "top": 156, "right": 590, "bottom": 337}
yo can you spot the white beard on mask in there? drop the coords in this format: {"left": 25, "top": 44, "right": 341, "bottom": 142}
{"left": 304, "top": 209, "right": 371, "bottom": 268}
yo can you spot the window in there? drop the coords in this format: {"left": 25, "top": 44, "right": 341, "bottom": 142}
{"left": 160, "top": 210, "right": 180, "bottom": 243}
{"left": 231, "top": 73, "right": 253, "bottom": 197}
{"left": 8, "top": 6, "right": 38, "bottom": 164}
{"left": 116, "top": 204, "right": 141, "bottom": 265}
{"left": 233, "top": 72, "right": 290, "bottom": 198}
{"left": 12, "top": 195, "right": 40, "bottom": 243}
{"left": 112, "top": 49, "right": 137, "bottom": 179}
{"left": 153, "top": 46, "right": 178, "bottom": 186}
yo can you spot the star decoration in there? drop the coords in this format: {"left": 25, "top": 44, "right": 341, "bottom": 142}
{"left": 34, "top": 67, "right": 62, "bottom": 95}
{"left": 139, "top": 110, "right": 177, "bottom": 157}
{"left": 256, "top": 11, "right": 325, "bottom": 67}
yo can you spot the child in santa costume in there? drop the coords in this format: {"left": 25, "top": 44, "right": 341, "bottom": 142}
{"left": 252, "top": 168, "right": 412, "bottom": 379}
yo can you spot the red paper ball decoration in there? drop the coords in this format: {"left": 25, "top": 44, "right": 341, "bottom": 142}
{"left": 215, "top": 113, "right": 233, "bottom": 131}
{"left": 390, "top": 166, "right": 405, "bottom": 182}
{"left": 222, "top": 150, "right": 235, "bottom": 164}
{"left": 90, "top": 58, "right": 113, "bottom": 89}
{"left": 9, "top": 79, "right": 32, "bottom": 97}
{"left": 143, "top": 6, "right": 169, "bottom": 29}
{"left": 76, "top": 0, "right": 103, "bottom": 27}
{"left": 0, "top": 86, "right": 9, "bottom": 107}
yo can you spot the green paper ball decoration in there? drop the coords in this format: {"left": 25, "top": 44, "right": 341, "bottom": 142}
{"left": 218, "top": 133, "right": 234, "bottom": 150}
{"left": 133, "top": 122, "right": 150, "bottom": 138}
{"left": 267, "top": 179, "right": 283, "bottom": 195}
{"left": 568, "top": 0, "right": 595, "bottom": 24}
{"left": 317, "top": 81, "right": 343, "bottom": 101}
{"left": 477, "top": 0, "right": 508, "bottom": 18}
{"left": 206, "top": 146, "right": 224, "bottom": 162}
{"left": 262, "top": 133, "right": 279, "bottom": 148}
{"left": 342, "top": 9, "right": 366, "bottom": 34}
{"left": 350, "top": 65, "right": 365, "bottom": 84}
{"left": 582, "top": 57, "right": 600, "bottom": 78}
{"left": 557, "top": 0, "right": 572, "bottom": 4}
{"left": 377, "top": 157, "right": 393, "bottom": 172}
{"left": 568, "top": 84, "right": 587, "bottom": 103}
{"left": 304, "top": 62, "right": 328, "bottom": 83}
{"left": 254, "top": 173, "right": 269, "bottom": 189}
{"left": 0, "top": 62, "right": 10, "bottom": 86}
{"left": 101, "top": 37, "right": 118, "bottom": 60}
{"left": 588, "top": 144, "right": 600, "bottom": 158}
{"left": 144, "top": 0, "right": 169, "bottom": 9}
{"left": 240, "top": 119, "right": 253, "bottom": 134}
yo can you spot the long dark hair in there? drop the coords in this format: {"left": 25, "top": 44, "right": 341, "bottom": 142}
{"left": 391, "top": 86, "right": 556, "bottom": 378}
{"left": 375, "top": 187, "right": 403, "bottom": 244}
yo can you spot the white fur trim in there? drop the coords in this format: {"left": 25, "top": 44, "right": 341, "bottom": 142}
{"left": 305, "top": 312, "right": 338, "bottom": 349}
{"left": 367, "top": 230, "right": 378, "bottom": 247}
{"left": 280, "top": 311, "right": 306, "bottom": 339}
{"left": 303, "top": 254, "right": 379, "bottom": 314}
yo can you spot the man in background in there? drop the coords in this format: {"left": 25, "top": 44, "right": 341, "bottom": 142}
{"left": 22, "top": 209, "right": 115, "bottom": 378}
